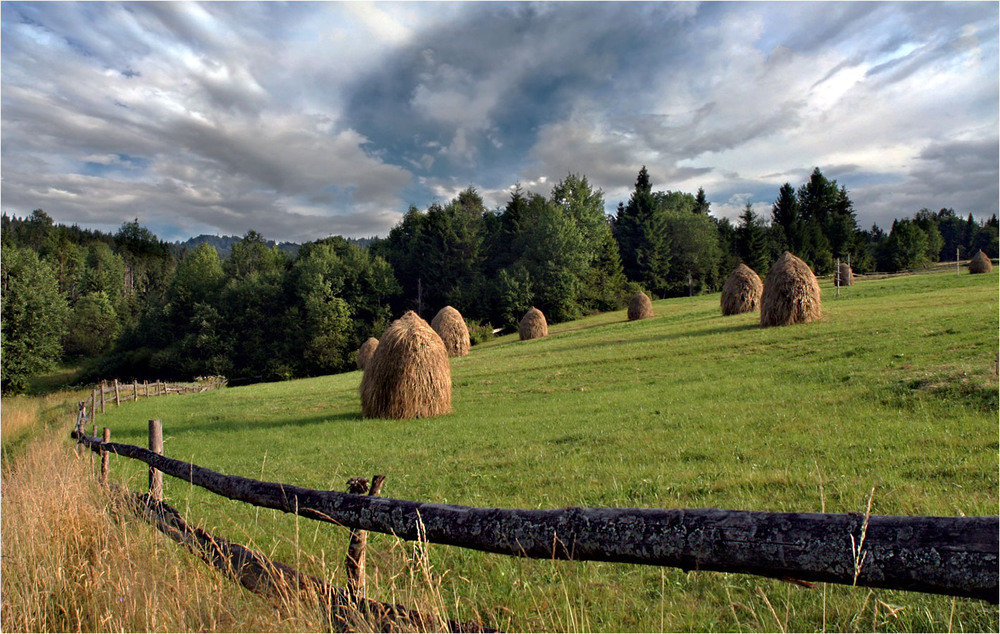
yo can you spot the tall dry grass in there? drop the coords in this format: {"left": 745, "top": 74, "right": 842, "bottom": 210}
{"left": 0, "top": 405, "right": 334, "bottom": 632}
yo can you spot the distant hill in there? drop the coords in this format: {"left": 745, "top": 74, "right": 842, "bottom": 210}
{"left": 173, "top": 234, "right": 374, "bottom": 259}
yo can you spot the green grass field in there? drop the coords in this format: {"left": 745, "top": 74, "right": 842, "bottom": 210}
{"left": 93, "top": 270, "right": 998, "bottom": 632}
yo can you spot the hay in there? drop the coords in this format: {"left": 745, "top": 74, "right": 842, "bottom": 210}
{"left": 834, "top": 262, "right": 854, "bottom": 286}
{"left": 519, "top": 307, "right": 548, "bottom": 340}
{"left": 720, "top": 264, "right": 763, "bottom": 315}
{"left": 760, "top": 252, "right": 822, "bottom": 328}
{"left": 430, "top": 306, "right": 470, "bottom": 357}
{"left": 359, "top": 311, "right": 451, "bottom": 419}
{"left": 969, "top": 250, "right": 993, "bottom": 274}
{"left": 357, "top": 337, "right": 379, "bottom": 370}
{"left": 627, "top": 291, "right": 654, "bottom": 321}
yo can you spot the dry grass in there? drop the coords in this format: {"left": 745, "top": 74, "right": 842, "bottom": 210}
{"left": 0, "top": 428, "right": 330, "bottom": 632}
{"left": 519, "top": 307, "right": 548, "bottom": 340}
{"left": 431, "top": 306, "right": 471, "bottom": 358}
{"left": 360, "top": 311, "right": 452, "bottom": 419}
{"left": 969, "top": 250, "right": 993, "bottom": 274}
{"left": 721, "top": 264, "right": 763, "bottom": 316}
{"left": 836, "top": 263, "right": 855, "bottom": 286}
{"left": 627, "top": 292, "right": 654, "bottom": 321}
{"left": 760, "top": 252, "right": 822, "bottom": 328}
{"left": 357, "top": 337, "right": 379, "bottom": 370}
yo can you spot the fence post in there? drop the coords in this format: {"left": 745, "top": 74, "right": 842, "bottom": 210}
{"left": 100, "top": 428, "right": 111, "bottom": 486}
{"left": 91, "top": 387, "right": 98, "bottom": 423}
{"left": 345, "top": 474, "right": 385, "bottom": 599}
{"left": 114, "top": 379, "right": 121, "bottom": 407}
{"left": 100, "top": 381, "right": 106, "bottom": 414}
{"left": 148, "top": 419, "right": 163, "bottom": 501}
{"left": 133, "top": 380, "right": 138, "bottom": 402}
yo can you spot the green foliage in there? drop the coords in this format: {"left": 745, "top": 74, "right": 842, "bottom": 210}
{"left": 63, "top": 291, "right": 120, "bottom": 358}
{"left": 1, "top": 246, "right": 69, "bottom": 394}
{"left": 465, "top": 319, "right": 495, "bottom": 345}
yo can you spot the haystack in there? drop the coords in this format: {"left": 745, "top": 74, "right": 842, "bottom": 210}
{"left": 969, "top": 250, "right": 993, "bottom": 274}
{"left": 519, "top": 307, "right": 548, "bottom": 340}
{"left": 835, "top": 262, "right": 854, "bottom": 286}
{"left": 760, "top": 252, "right": 822, "bottom": 328}
{"left": 359, "top": 311, "right": 451, "bottom": 419}
{"left": 431, "top": 305, "right": 470, "bottom": 357}
{"left": 720, "top": 264, "right": 763, "bottom": 315}
{"left": 627, "top": 291, "right": 654, "bottom": 321}
{"left": 356, "top": 337, "right": 378, "bottom": 370}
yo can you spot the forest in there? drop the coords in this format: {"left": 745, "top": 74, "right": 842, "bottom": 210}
{"left": 3, "top": 166, "right": 998, "bottom": 394}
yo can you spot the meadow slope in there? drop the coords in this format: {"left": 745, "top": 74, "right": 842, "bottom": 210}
{"left": 80, "top": 270, "right": 999, "bottom": 632}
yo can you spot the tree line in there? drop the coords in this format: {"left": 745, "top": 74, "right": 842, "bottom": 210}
{"left": 3, "top": 167, "right": 997, "bottom": 394}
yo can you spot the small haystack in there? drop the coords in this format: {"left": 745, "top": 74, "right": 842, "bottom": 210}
{"left": 359, "top": 311, "right": 451, "bottom": 419}
{"left": 431, "top": 305, "right": 470, "bottom": 357}
{"left": 835, "top": 262, "right": 854, "bottom": 286}
{"left": 721, "top": 264, "right": 763, "bottom": 316}
{"left": 760, "top": 252, "right": 822, "bottom": 328}
{"left": 519, "top": 307, "right": 548, "bottom": 340}
{"left": 969, "top": 250, "right": 993, "bottom": 274}
{"left": 627, "top": 291, "right": 654, "bottom": 321}
{"left": 357, "top": 337, "right": 379, "bottom": 370}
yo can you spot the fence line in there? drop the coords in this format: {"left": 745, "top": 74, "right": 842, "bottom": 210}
{"left": 79, "top": 377, "right": 226, "bottom": 431}
{"left": 71, "top": 420, "right": 999, "bottom": 604}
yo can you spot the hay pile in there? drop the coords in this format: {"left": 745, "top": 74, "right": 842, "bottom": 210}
{"left": 359, "top": 311, "right": 451, "bottom": 419}
{"left": 519, "top": 307, "right": 548, "bottom": 340}
{"left": 431, "top": 306, "right": 470, "bottom": 357}
{"left": 357, "top": 337, "right": 379, "bottom": 370}
{"left": 627, "top": 291, "right": 654, "bottom": 321}
{"left": 760, "top": 252, "right": 822, "bottom": 328}
{"left": 720, "top": 264, "right": 763, "bottom": 315}
{"left": 835, "top": 262, "right": 854, "bottom": 286}
{"left": 969, "top": 250, "right": 993, "bottom": 274}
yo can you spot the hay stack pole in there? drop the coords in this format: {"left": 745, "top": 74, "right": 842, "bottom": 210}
{"left": 969, "top": 250, "right": 993, "bottom": 274}
{"left": 360, "top": 312, "right": 451, "bottom": 419}
{"left": 519, "top": 307, "right": 548, "bottom": 340}
{"left": 430, "top": 306, "right": 471, "bottom": 357}
{"left": 836, "top": 262, "right": 854, "bottom": 286}
{"left": 627, "top": 291, "right": 654, "bottom": 321}
{"left": 760, "top": 252, "right": 822, "bottom": 328}
{"left": 720, "top": 264, "right": 763, "bottom": 316}
{"left": 357, "top": 337, "right": 379, "bottom": 370}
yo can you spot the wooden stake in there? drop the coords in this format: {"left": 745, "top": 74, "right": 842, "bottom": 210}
{"left": 148, "top": 419, "right": 163, "bottom": 501}
{"left": 100, "top": 428, "right": 111, "bottom": 485}
{"left": 114, "top": 379, "right": 121, "bottom": 406}
{"left": 133, "top": 380, "right": 138, "bottom": 402}
{"left": 100, "top": 380, "right": 106, "bottom": 413}
{"left": 345, "top": 474, "right": 386, "bottom": 599}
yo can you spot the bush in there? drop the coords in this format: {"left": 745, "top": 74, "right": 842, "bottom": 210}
{"left": 466, "top": 320, "right": 495, "bottom": 346}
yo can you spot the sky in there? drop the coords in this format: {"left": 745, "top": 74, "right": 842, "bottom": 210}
{"left": 1, "top": 1, "right": 997, "bottom": 244}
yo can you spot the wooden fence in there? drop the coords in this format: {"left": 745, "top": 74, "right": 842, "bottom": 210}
{"left": 78, "top": 377, "right": 226, "bottom": 431}
{"left": 71, "top": 415, "right": 998, "bottom": 608}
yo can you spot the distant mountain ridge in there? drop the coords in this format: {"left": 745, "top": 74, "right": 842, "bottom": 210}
{"left": 173, "top": 234, "right": 375, "bottom": 258}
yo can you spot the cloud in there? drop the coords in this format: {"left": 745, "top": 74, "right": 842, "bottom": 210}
{"left": 1, "top": 1, "right": 997, "bottom": 243}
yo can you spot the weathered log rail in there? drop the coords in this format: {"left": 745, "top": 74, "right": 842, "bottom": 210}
{"left": 72, "top": 428, "right": 999, "bottom": 604}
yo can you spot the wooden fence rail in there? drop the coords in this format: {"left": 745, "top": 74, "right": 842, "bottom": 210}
{"left": 71, "top": 426, "right": 999, "bottom": 604}
{"left": 80, "top": 377, "right": 226, "bottom": 426}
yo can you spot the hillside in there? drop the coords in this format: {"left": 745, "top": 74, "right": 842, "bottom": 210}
{"left": 72, "top": 270, "right": 1000, "bottom": 631}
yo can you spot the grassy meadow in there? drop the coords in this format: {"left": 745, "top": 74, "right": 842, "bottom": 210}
{"left": 6, "top": 268, "right": 999, "bottom": 632}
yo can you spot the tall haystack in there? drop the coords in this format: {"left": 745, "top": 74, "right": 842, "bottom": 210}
{"left": 720, "top": 264, "right": 763, "bottom": 315}
{"left": 627, "top": 291, "right": 654, "bottom": 321}
{"left": 835, "top": 262, "right": 854, "bottom": 286}
{"left": 969, "top": 250, "right": 993, "bottom": 274}
{"left": 431, "top": 305, "right": 470, "bottom": 357}
{"left": 357, "top": 337, "right": 379, "bottom": 370}
{"left": 519, "top": 307, "right": 548, "bottom": 340}
{"left": 760, "top": 252, "right": 822, "bottom": 328}
{"left": 360, "top": 311, "right": 451, "bottom": 419}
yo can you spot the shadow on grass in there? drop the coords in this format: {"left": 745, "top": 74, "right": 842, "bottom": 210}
{"left": 541, "top": 320, "right": 762, "bottom": 357}
{"left": 174, "top": 410, "right": 364, "bottom": 437}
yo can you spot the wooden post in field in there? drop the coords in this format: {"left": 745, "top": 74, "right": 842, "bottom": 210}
{"left": 144, "top": 380, "right": 149, "bottom": 398}
{"left": 148, "top": 419, "right": 163, "bottom": 501}
{"left": 114, "top": 379, "right": 120, "bottom": 406}
{"left": 835, "top": 258, "right": 841, "bottom": 297}
{"left": 100, "top": 428, "right": 111, "bottom": 486}
{"left": 133, "top": 380, "right": 138, "bottom": 402}
{"left": 100, "top": 380, "right": 106, "bottom": 413}
{"left": 345, "top": 474, "right": 386, "bottom": 599}
{"left": 91, "top": 387, "right": 98, "bottom": 422}
{"left": 957, "top": 247, "right": 961, "bottom": 276}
